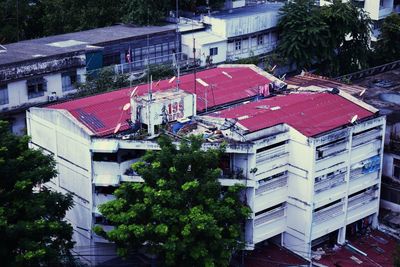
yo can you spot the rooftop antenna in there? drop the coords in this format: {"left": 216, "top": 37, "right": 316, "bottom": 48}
{"left": 196, "top": 78, "right": 209, "bottom": 111}
{"left": 175, "top": 0, "right": 180, "bottom": 91}
{"left": 206, "top": 0, "right": 211, "bottom": 16}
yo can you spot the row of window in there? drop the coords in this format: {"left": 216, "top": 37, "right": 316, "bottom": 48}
{"left": 233, "top": 35, "right": 269, "bottom": 52}
{"left": 104, "top": 42, "right": 178, "bottom": 66}
{"left": 0, "top": 70, "right": 78, "bottom": 105}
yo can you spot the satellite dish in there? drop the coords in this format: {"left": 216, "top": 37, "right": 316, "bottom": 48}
{"left": 169, "top": 76, "right": 176, "bottom": 83}
{"left": 350, "top": 115, "right": 358, "bottom": 124}
{"left": 130, "top": 86, "right": 138, "bottom": 98}
{"left": 123, "top": 103, "right": 131, "bottom": 111}
{"left": 114, "top": 123, "right": 122, "bottom": 134}
{"left": 360, "top": 89, "right": 366, "bottom": 96}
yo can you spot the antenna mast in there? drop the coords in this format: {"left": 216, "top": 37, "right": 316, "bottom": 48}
{"left": 175, "top": 0, "right": 180, "bottom": 91}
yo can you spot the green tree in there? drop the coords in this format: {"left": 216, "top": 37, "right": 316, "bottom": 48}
{"left": 123, "top": 0, "right": 171, "bottom": 26}
{"left": 375, "top": 13, "right": 400, "bottom": 63}
{"left": 94, "top": 135, "right": 251, "bottom": 266}
{"left": 277, "top": 0, "right": 331, "bottom": 70}
{"left": 78, "top": 68, "right": 129, "bottom": 96}
{"left": 277, "top": 0, "right": 372, "bottom": 76}
{"left": 320, "top": 0, "right": 371, "bottom": 75}
{"left": 0, "top": 121, "right": 75, "bottom": 266}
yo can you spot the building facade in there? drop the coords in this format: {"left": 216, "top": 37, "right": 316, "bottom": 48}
{"left": 181, "top": 3, "right": 282, "bottom": 66}
{"left": 0, "top": 25, "right": 178, "bottom": 134}
{"left": 27, "top": 65, "right": 385, "bottom": 264}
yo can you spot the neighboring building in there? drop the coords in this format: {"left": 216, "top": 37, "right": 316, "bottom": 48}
{"left": 181, "top": 3, "right": 282, "bottom": 66}
{"left": 0, "top": 25, "right": 178, "bottom": 134}
{"left": 27, "top": 65, "right": 385, "bottom": 264}
{"left": 350, "top": 69, "right": 400, "bottom": 213}
{"left": 319, "top": 0, "right": 395, "bottom": 40}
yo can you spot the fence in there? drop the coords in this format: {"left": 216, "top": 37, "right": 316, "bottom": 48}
{"left": 335, "top": 59, "right": 400, "bottom": 82}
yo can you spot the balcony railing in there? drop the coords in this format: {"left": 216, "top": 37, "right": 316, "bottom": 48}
{"left": 256, "top": 175, "right": 288, "bottom": 195}
{"left": 254, "top": 206, "right": 285, "bottom": 227}
{"left": 313, "top": 202, "right": 344, "bottom": 224}
{"left": 315, "top": 173, "right": 346, "bottom": 193}
{"left": 256, "top": 145, "right": 287, "bottom": 164}
{"left": 348, "top": 192, "right": 377, "bottom": 210}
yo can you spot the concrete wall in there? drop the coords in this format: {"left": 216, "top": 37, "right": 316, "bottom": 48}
{"left": 27, "top": 108, "right": 94, "bottom": 259}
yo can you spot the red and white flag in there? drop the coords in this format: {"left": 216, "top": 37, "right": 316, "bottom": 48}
{"left": 126, "top": 46, "right": 132, "bottom": 63}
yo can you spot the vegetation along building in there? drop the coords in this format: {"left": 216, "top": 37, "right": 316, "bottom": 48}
{"left": 319, "top": 0, "right": 399, "bottom": 40}
{"left": 27, "top": 65, "right": 386, "bottom": 265}
{"left": 0, "top": 25, "right": 179, "bottom": 134}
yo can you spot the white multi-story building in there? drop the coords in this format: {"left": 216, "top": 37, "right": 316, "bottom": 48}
{"left": 181, "top": 3, "right": 282, "bottom": 66}
{"left": 27, "top": 65, "right": 385, "bottom": 265}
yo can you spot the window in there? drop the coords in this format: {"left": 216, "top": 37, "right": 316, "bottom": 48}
{"left": 27, "top": 78, "right": 46, "bottom": 99}
{"left": 62, "top": 70, "right": 77, "bottom": 92}
{"left": 209, "top": 47, "right": 218, "bottom": 56}
{"left": 257, "top": 35, "right": 264, "bottom": 45}
{"left": 394, "top": 158, "right": 400, "bottom": 179}
{"left": 0, "top": 85, "right": 8, "bottom": 105}
{"left": 235, "top": 41, "right": 241, "bottom": 51}
{"left": 103, "top": 52, "right": 120, "bottom": 66}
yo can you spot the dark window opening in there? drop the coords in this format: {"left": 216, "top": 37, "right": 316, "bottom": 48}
{"left": 394, "top": 158, "right": 400, "bottom": 179}
{"left": 95, "top": 186, "right": 116, "bottom": 195}
{"left": 0, "top": 84, "right": 8, "bottom": 105}
{"left": 103, "top": 52, "right": 121, "bottom": 66}
{"left": 257, "top": 35, "right": 263, "bottom": 45}
{"left": 62, "top": 70, "right": 77, "bottom": 92}
{"left": 255, "top": 203, "right": 285, "bottom": 217}
{"left": 27, "top": 77, "right": 47, "bottom": 99}
{"left": 235, "top": 41, "right": 241, "bottom": 50}
{"left": 93, "top": 152, "right": 118, "bottom": 162}
{"left": 256, "top": 141, "right": 286, "bottom": 153}
{"left": 314, "top": 199, "right": 341, "bottom": 212}
{"left": 210, "top": 47, "right": 218, "bottom": 56}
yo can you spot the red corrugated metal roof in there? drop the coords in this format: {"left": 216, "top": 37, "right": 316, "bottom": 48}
{"left": 210, "top": 92, "right": 374, "bottom": 137}
{"left": 314, "top": 230, "right": 397, "bottom": 267}
{"left": 49, "top": 67, "right": 271, "bottom": 136}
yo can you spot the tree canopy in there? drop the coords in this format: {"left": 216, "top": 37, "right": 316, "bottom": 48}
{"left": 0, "top": 0, "right": 226, "bottom": 44}
{"left": 94, "top": 135, "right": 251, "bottom": 266}
{"left": 375, "top": 13, "right": 400, "bottom": 64}
{"left": 277, "top": 0, "right": 372, "bottom": 76}
{"left": 0, "top": 121, "right": 75, "bottom": 266}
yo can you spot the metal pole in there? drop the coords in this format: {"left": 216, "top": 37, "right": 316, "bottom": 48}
{"left": 193, "top": 38, "right": 197, "bottom": 95}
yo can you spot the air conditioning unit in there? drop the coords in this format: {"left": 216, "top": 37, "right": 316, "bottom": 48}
{"left": 48, "top": 94, "right": 58, "bottom": 102}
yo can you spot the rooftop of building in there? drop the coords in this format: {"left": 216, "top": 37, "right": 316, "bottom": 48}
{"left": 236, "top": 243, "right": 309, "bottom": 267}
{"left": 182, "top": 31, "right": 226, "bottom": 45}
{"left": 204, "top": 2, "right": 283, "bottom": 19}
{"left": 287, "top": 68, "right": 400, "bottom": 125}
{"left": 48, "top": 65, "right": 274, "bottom": 137}
{"left": 209, "top": 91, "right": 375, "bottom": 137}
{"left": 286, "top": 72, "right": 366, "bottom": 96}
{"left": 313, "top": 229, "right": 398, "bottom": 267}
{"left": 352, "top": 68, "right": 400, "bottom": 125}
{"left": 0, "top": 25, "right": 175, "bottom": 66}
